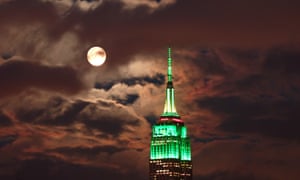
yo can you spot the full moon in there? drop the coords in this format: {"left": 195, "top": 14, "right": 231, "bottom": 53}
{"left": 87, "top": 46, "right": 107, "bottom": 66}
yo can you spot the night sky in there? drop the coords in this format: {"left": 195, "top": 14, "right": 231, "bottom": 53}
{"left": 1, "top": 0, "right": 300, "bottom": 179}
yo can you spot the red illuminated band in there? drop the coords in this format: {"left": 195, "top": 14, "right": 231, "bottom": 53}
{"left": 159, "top": 117, "right": 183, "bottom": 123}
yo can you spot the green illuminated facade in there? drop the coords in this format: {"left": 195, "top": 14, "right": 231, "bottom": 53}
{"left": 150, "top": 48, "right": 192, "bottom": 180}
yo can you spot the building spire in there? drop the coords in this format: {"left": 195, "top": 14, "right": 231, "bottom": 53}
{"left": 167, "top": 47, "right": 172, "bottom": 82}
{"left": 161, "top": 47, "right": 180, "bottom": 118}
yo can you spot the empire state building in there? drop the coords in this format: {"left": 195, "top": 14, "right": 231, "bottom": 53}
{"left": 149, "top": 48, "right": 192, "bottom": 179}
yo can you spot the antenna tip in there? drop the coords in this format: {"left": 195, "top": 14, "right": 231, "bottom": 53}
{"left": 168, "top": 47, "right": 171, "bottom": 58}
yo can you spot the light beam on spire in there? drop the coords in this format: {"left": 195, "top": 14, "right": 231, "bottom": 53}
{"left": 161, "top": 47, "right": 180, "bottom": 118}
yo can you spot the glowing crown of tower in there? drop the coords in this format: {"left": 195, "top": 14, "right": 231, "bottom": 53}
{"left": 161, "top": 47, "right": 180, "bottom": 118}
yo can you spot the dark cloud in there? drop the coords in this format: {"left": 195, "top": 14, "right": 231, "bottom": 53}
{"left": 0, "top": 0, "right": 58, "bottom": 26}
{"left": 210, "top": 46, "right": 300, "bottom": 98}
{"left": 43, "top": 98, "right": 88, "bottom": 125}
{"left": 82, "top": 116, "right": 127, "bottom": 136}
{"left": 193, "top": 140, "right": 300, "bottom": 180}
{"left": 0, "top": 155, "right": 145, "bottom": 180}
{"left": 2, "top": 0, "right": 298, "bottom": 67}
{"left": 16, "top": 108, "right": 44, "bottom": 124}
{"left": 197, "top": 96, "right": 263, "bottom": 117}
{"left": 94, "top": 81, "right": 114, "bottom": 91}
{"left": 0, "top": 135, "right": 17, "bottom": 148}
{"left": 195, "top": 171, "right": 255, "bottom": 180}
{"left": 114, "top": 94, "right": 139, "bottom": 105}
{"left": 16, "top": 98, "right": 89, "bottom": 125}
{"left": 76, "top": 0, "right": 300, "bottom": 63}
{"left": 14, "top": 95, "right": 141, "bottom": 136}
{"left": 192, "top": 135, "right": 242, "bottom": 144}
{"left": 0, "top": 112, "right": 12, "bottom": 127}
{"left": 68, "top": 99, "right": 143, "bottom": 136}
{"left": 1, "top": 52, "right": 14, "bottom": 60}
{"left": 80, "top": 104, "right": 140, "bottom": 136}
{"left": 197, "top": 96, "right": 300, "bottom": 140}
{"left": 193, "top": 49, "right": 228, "bottom": 76}
{"left": 263, "top": 47, "right": 300, "bottom": 75}
{"left": 94, "top": 73, "right": 165, "bottom": 90}
{"left": 82, "top": 0, "right": 97, "bottom": 3}
{"left": 0, "top": 61, "right": 85, "bottom": 98}
{"left": 223, "top": 48, "right": 260, "bottom": 61}
{"left": 201, "top": 50, "right": 300, "bottom": 107}
{"left": 52, "top": 145, "right": 126, "bottom": 157}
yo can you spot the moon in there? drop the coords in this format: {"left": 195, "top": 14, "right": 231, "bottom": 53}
{"left": 87, "top": 46, "right": 107, "bottom": 66}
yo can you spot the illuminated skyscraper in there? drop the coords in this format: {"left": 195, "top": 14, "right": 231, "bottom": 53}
{"left": 149, "top": 48, "right": 192, "bottom": 179}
